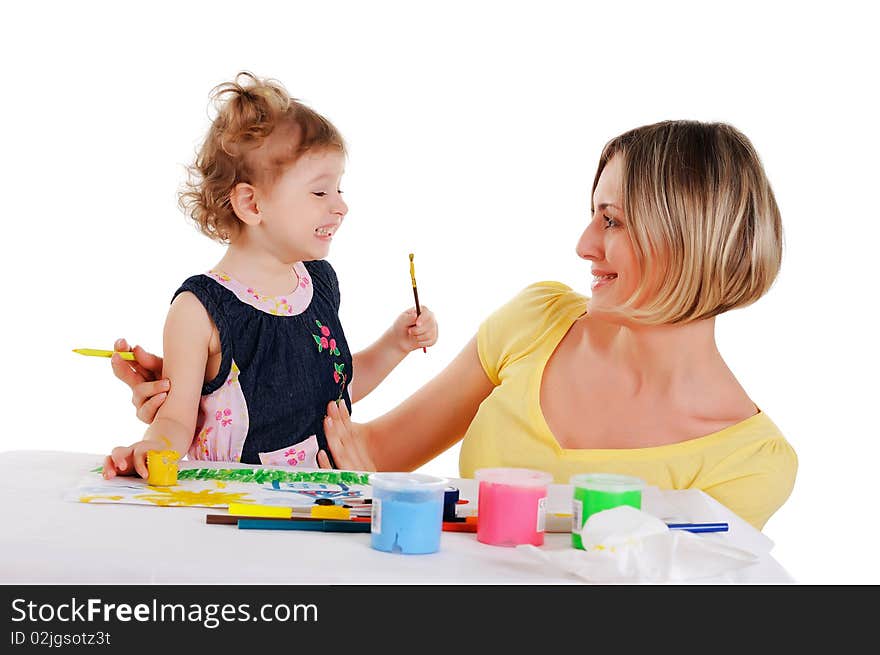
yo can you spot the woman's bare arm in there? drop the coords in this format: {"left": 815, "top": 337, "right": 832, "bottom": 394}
{"left": 321, "top": 336, "right": 495, "bottom": 471}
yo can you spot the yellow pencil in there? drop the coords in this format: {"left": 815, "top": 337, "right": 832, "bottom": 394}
{"left": 72, "top": 348, "right": 136, "bottom": 361}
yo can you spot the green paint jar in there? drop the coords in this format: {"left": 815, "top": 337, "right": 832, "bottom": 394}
{"left": 569, "top": 473, "right": 645, "bottom": 550}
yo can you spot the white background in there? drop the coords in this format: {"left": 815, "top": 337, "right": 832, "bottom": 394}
{"left": 2, "top": 1, "right": 877, "bottom": 584}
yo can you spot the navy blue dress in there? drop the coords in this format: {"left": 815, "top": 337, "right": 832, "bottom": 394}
{"left": 173, "top": 260, "right": 352, "bottom": 467}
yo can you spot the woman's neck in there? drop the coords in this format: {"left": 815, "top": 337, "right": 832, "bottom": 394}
{"left": 214, "top": 242, "right": 301, "bottom": 297}
{"left": 584, "top": 314, "right": 733, "bottom": 395}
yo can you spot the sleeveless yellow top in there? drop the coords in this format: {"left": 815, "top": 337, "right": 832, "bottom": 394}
{"left": 459, "top": 282, "right": 797, "bottom": 530}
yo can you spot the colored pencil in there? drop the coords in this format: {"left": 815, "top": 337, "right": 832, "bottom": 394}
{"left": 206, "top": 514, "right": 371, "bottom": 525}
{"left": 666, "top": 522, "right": 729, "bottom": 534}
{"left": 238, "top": 518, "right": 371, "bottom": 533}
{"left": 489, "top": 512, "right": 729, "bottom": 534}
{"left": 73, "top": 348, "right": 135, "bottom": 361}
{"left": 208, "top": 514, "right": 477, "bottom": 534}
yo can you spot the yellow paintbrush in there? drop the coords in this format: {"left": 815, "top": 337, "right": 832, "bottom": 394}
{"left": 409, "top": 253, "right": 426, "bottom": 354}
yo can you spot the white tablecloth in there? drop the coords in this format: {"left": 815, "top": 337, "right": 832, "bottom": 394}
{"left": 0, "top": 450, "right": 794, "bottom": 584}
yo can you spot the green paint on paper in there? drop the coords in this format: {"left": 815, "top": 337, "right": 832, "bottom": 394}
{"left": 176, "top": 468, "right": 370, "bottom": 485}
{"left": 90, "top": 464, "right": 369, "bottom": 485}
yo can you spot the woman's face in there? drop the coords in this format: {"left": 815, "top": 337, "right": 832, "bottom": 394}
{"left": 576, "top": 153, "right": 641, "bottom": 314}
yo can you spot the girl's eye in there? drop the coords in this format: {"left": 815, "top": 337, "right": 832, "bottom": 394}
{"left": 603, "top": 215, "right": 619, "bottom": 229}
{"left": 312, "top": 192, "right": 327, "bottom": 197}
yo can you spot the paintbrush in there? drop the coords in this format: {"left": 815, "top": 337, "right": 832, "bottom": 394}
{"left": 409, "top": 253, "right": 426, "bottom": 353}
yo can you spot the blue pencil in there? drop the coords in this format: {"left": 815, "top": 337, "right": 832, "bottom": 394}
{"left": 666, "top": 522, "right": 728, "bottom": 534}
{"left": 238, "top": 518, "right": 371, "bottom": 533}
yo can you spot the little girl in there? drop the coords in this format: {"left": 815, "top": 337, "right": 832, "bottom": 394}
{"left": 102, "top": 72, "right": 437, "bottom": 478}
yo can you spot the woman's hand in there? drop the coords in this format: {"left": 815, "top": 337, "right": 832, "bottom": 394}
{"left": 110, "top": 338, "right": 169, "bottom": 423}
{"left": 318, "top": 400, "right": 376, "bottom": 471}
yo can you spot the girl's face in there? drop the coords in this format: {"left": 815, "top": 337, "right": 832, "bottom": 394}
{"left": 576, "top": 154, "right": 641, "bottom": 315}
{"left": 255, "top": 148, "right": 348, "bottom": 263}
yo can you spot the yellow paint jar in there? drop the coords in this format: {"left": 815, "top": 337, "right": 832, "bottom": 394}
{"left": 147, "top": 450, "right": 180, "bottom": 486}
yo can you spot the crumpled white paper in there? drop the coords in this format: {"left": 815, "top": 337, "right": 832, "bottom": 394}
{"left": 518, "top": 505, "right": 759, "bottom": 583}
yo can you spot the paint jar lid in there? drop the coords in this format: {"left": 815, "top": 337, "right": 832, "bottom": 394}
{"left": 569, "top": 472, "right": 644, "bottom": 492}
{"left": 369, "top": 472, "right": 449, "bottom": 493}
{"left": 474, "top": 467, "right": 553, "bottom": 488}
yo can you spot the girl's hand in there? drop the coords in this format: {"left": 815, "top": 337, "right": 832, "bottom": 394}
{"left": 102, "top": 439, "right": 166, "bottom": 480}
{"left": 110, "top": 338, "right": 169, "bottom": 423}
{"left": 392, "top": 306, "right": 438, "bottom": 353}
{"left": 318, "top": 400, "right": 376, "bottom": 471}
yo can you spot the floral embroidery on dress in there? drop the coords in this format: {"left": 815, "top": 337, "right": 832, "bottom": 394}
{"left": 215, "top": 408, "right": 232, "bottom": 427}
{"left": 245, "top": 287, "right": 296, "bottom": 315}
{"left": 258, "top": 436, "right": 319, "bottom": 468}
{"left": 190, "top": 359, "right": 248, "bottom": 463}
{"left": 313, "top": 319, "right": 347, "bottom": 400}
{"left": 193, "top": 426, "right": 214, "bottom": 458}
{"left": 226, "top": 362, "right": 239, "bottom": 385}
{"left": 282, "top": 446, "right": 308, "bottom": 466}
{"left": 313, "top": 320, "right": 340, "bottom": 355}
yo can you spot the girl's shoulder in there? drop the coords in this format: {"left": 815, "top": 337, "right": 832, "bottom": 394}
{"left": 302, "top": 258, "right": 336, "bottom": 276}
{"left": 302, "top": 260, "right": 340, "bottom": 309}
{"left": 302, "top": 259, "right": 338, "bottom": 288}
{"left": 172, "top": 272, "right": 223, "bottom": 303}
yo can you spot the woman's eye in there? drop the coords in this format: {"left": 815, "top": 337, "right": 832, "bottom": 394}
{"left": 312, "top": 192, "right": 327, "bottom": 197}
{"left": 603, "top": 215, "right": 618, "bottom": 229}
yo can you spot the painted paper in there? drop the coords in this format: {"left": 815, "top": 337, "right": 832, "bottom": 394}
{"left": 66, "top": 460, "right": 372, "bottom": 509}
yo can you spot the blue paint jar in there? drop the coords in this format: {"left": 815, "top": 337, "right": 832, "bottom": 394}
{"left": 369, "top": 473, "right": 448, "bottom": 554}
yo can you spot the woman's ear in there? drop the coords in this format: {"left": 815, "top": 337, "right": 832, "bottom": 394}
{"left": 229, "top": 183, "right": 262, "bottom": 226}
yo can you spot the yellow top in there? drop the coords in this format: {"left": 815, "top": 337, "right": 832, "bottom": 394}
{"left": 459, "top": 281, "right": 798, "bottom": 530}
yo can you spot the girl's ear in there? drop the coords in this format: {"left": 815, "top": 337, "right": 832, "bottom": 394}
{"left": 229, "top": 183, "right": 262, "bottom": 226}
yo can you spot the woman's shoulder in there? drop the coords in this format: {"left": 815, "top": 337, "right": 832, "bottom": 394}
{"left": 485, "top": 280, "right": 587, "bottom": 334}
{"left": 499, "top": 280, "right": 588, "bottom": 319}
{"left": 694, "top": 411, "right": 798, "bottom": 494}
{"left": 728, "top": 411, "right": 798, "bottom": 461}
{"left": 477, "top": 281, "right": 587, "bottom": 383}
{"left": 684, "top": 410, "right": 795, "bottom": 455}
{"left": 696, "top": 411, "right": 798, "bottom": 530}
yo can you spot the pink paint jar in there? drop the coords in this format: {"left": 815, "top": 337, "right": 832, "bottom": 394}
{"left": 474, "top": 468, "right": 553, "bottom": 547}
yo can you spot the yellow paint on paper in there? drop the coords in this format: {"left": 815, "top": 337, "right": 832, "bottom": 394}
{"left": 80, "top": 495, "right": 125, "bottom": 503}
{"left": 134, "top": 486, "right": 251, "bottom": 507}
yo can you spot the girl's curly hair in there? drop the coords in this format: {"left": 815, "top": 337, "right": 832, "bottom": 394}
{"left": 179, "top": 71, "right": 346, "bottom": 242}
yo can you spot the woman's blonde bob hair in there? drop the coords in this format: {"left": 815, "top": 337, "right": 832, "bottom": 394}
{"left": 179, "top": 71, "right": 346, "bottom": 243}
{"left": 593, "top": 120, "right": 782, "bottom": 324}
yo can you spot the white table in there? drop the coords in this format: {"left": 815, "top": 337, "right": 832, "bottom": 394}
{"left": 0, "top": 450, "right": 794, "bottom": 584}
